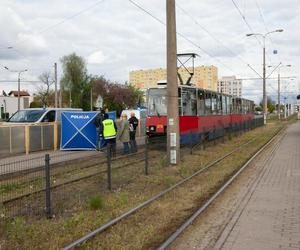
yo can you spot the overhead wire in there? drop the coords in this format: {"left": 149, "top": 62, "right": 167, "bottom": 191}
{"left": 128, "top": 0, "right": 237, "bottom": 73}
{"left": 11, "top": 0, "right": 106, "bottom": 47}
{"left": 231, "top": 0, "right": 262, "bottom": 47}
{"left": 231, "top": 0, "right": 274, "bottom": 66}
{"left": 254, "top": 0, "right": 280, "bottom": 58}
{"left": 176, "top": 3, "right": 249, "bottom": 67}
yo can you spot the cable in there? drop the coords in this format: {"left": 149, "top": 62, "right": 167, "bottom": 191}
{"left": 176, "top": 4, "right": 249, "bottom": 66}
{"left": 12, "top": 0, "right": 106, "bottom": 47}
{"left": 231, "top": 0, "right": 275, "bottom": 73}
{"left": 176, "top": 3, "right": 269, "bottom": 78}
{"left": 231, "top": 0, "right": 262, "bottom": 47}
{"left": 128, "top": 0, "right": 236, "bottom": 73}
{"left": 254, "top": 0, "right": 282, "bottom": 64}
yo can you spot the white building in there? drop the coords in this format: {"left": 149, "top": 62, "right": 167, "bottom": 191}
{"left": 218, "top": 76, "right": 242, "bottom": 97}
{"left": 0, "top": 91, "right": 33, "bottom": 119}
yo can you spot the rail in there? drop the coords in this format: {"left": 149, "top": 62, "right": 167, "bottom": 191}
{"left": 63, "top": 125, "right": 271, "bottom": 250}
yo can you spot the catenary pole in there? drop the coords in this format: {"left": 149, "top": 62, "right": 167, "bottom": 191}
{"left": 263, "top": 41, "right": 267, "bottom": 125}
{"left": 54, "top": 62, "right": 58, "bottom": 108}
{"left": 17, "top": 72, "right": 21, "bottom": 111}
{"left": 166, "top": 0, "right": 180, "bottom": 165}
{"left": 278, "top": 72, "right": 280, "bottom": 120}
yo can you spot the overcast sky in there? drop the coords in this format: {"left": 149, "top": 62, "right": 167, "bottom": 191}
{"left": 0, "top": 0, "right": 299, "bottom": 104}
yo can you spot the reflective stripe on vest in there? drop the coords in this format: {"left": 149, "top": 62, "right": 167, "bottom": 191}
{"left": 102, "top": 119, "right": 117, "bottom": 139}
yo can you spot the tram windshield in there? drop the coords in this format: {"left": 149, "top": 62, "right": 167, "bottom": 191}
{"left": 148, "top": 88, "right": 167, "bottom": 116}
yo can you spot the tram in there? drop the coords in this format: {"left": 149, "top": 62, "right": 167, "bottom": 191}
{"left": 146, "top": 84, "right": 255, "bottom": 144}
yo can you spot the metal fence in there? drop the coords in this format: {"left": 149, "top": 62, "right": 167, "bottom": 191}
{"left": 0, "top": 123, "right": 61, "bottom": 157}
{"left": 0, "top": 119, "right": 147, "bottom": 158}
{"left": 0, "top": 117, "right": 264, "bottom": 219}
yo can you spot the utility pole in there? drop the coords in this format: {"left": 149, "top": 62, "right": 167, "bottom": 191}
{"left": 59, "top": 68, "right": 62, "bottom": 108}
{"left": 166, "top": 0, "right": 180, "bottom": 165}
{"left": 246, "top": 29, "right": 283, "bottom": 125}
{"left": 17, "top": 72, "right": 21, "bottom": 111}
{"left": 278, "top": 72, "right": 280, "bottom": 120}
{"left": 54, "top": 62, "right": 58, "bottom": 108}
{"left": 263, "top": 44, "right": 267, "bottom": 125}
{"left": 284, "top": 97, "right": 287, "bottom": 119}
{"left": 90, "top": 85, "right": 93, "bottom": 111}
{"left": 4, "top": 67, "right": 27, "bottom": 111}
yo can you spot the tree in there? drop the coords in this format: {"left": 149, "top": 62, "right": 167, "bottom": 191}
{"left": 260, "top": 96, "right": 275, "bottom": 113}
{"left": 60, "top": 53, "right": 90, "bottom": 109}
{"left": 255, "top": 106, "right": 263, "bottom": 112}
{"left": 36, "top": 71, "right": 54, "bottom": 107}
{"left": 91, "top": 76, "right": 145, "bottom": 115}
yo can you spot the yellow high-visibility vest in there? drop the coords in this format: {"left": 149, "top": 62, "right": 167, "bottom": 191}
{"left": 102, "top": 119, "right": 117, "bottom": 139}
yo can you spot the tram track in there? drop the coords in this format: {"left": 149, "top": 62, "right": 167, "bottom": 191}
{"left": 158, "top": 126, "right": 286, "bottom": 249}
{"left": 1, "top": 156, "right": 146, "bottom": 204}
{"left": 1, "top": 138, "right": 167, "bottom": 204}
{"left": 62, "top": 125, "right": 285, "bottom": 250}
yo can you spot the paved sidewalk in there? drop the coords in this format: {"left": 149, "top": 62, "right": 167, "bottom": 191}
{"left": 216, "top": 123, "right": 300, "bottom": 250}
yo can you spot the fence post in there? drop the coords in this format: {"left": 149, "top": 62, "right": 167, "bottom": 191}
{"left": 25, "top": 125, "right": 30, "bottom": 155}
{"left": 222, "top": 123, "right": 225, "bottom": 143}
{"left": 45, "top": 154, "right": 52, "bottom": 219}
{"left": 107, "top": 143, "right": 112, "bottom": 190}
{"left": 213, "top": 126, "right": 216, "bottom": 145}
{"left": 145, "top": 137, "right": 149, "bottom": 175}
{"left": 203, "top": 128, "right": 206, "bottom": 150}
{"left": 189, "top": 129, "right": 193, "bottom": 155}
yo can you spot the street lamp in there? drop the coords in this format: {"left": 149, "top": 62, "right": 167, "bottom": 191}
{"left": 268, "top": 63, "right": 292, "bottom": 119}
{"left": 246, "top": 29, "right": 284, "bottom": 125}
{"left": 0, "top": 46, "right": 13, "bottom": 50}
{"left": 282, "top": 78, "right": 295, "bottom": 119}
{"left": 4, "top": 66, "right": 28, "bottom": 111}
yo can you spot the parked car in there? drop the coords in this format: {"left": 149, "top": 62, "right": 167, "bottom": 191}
{"left": 5, "top": 108, "right": 82, "bottom": 124}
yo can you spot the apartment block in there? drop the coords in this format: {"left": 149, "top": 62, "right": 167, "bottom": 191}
{"left": 129, "top": 65, "right": 218, "bottom": 91}
{"left": 218, "top": 76, "right": 242, "bottom": 97}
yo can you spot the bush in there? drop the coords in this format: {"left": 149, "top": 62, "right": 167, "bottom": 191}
{"left": 88, "top": 195, "right": 105, "bottom": 210}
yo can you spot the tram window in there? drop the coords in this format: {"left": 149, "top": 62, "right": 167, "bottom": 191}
{"left": 232, "top": 98, "right": 236, "bottom": 114}
{"left": 198, "top": 90, "right": 205, "bottom": 115}
{"left": 227, "top": 96, "right": 231, "bottom": 114}
{"left": 211, "top": 93, "right": 217, "bottom": 115}
{"left": 205, "top": 92, "right": 212, "bottom": 115}
{"left": 243, "top": 100, "right": 246, "bottom": 114}
{"left": 148, "top": 88, "right": 167, "bottom": 116}
{"left": 217, "top": 94, "right": 222, "bottom": 115}
{"left": 237, "top": 98, "right": 242, "bottom": 113}
{"left": 241, "top": 100, "right": 244, "bottom": 113}
{"left": 251, "top": 102, "right": 255, "bottom": 113}
{"left": 222, "top": 95, "right": 227, "bottom": 115}
{"left": 246, "top": 100, "right": 250, "bottom": 114}
{"left": 182, "top": 88, "right": 197, "bottom": 116}
{"left": 178, "top": 88, "right": 182, "bottom": 115}
{"left": 191, "top": 89, "right": 197, "bottom": 115}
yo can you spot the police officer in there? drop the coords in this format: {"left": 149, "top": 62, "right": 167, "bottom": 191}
{"left": 128, "top": 112, "right": 139, "bottom": 152}
{"left": 94, "top": 109, "right": 106, "bottom": 150}
{"left": 100, "top": 113, "right": 117, "bottom": 157}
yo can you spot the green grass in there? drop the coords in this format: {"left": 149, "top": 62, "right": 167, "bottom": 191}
{"left": 0, "top": 183, "right": 21, "bottom": 194}
{"left": 88, "top": 195, "right": 105, "bottom": 210}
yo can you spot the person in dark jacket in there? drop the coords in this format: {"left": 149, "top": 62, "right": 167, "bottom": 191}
{"left": 100, "top": 113, "right": 117, "bottom": 157}
{"left": 128, "top": 112, "right": 139, "bottom": 152}
{"left": 94, "top": 109, "right": 106, "bottom": 150}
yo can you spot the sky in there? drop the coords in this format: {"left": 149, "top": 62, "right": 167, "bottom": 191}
{"left": 0, "top": 0, "right": 299, "bottom": 104}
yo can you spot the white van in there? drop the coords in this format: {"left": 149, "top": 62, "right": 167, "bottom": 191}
{"left": 5, "top": 108, "right": 82, "bottom": 123}
{"left": 120, "top": 109, "right": 147, "bottom": 120}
